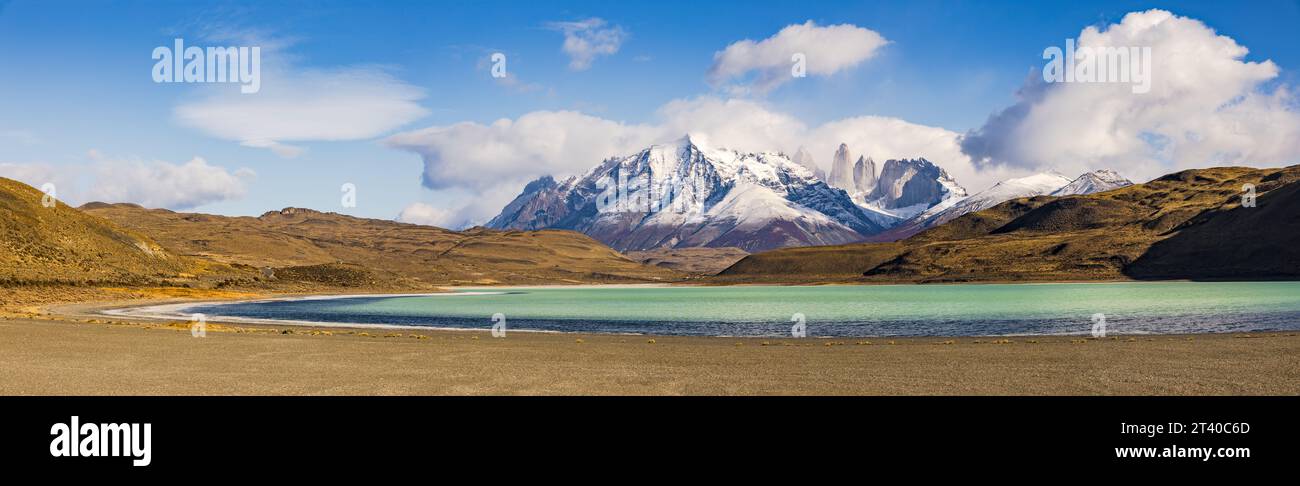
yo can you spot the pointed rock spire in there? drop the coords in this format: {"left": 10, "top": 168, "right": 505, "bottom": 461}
{"left": 829, "top": 143, "right": 854, "bottom": 191}
{"left": 853, "top": 155, "right": 877, "bottom": 194}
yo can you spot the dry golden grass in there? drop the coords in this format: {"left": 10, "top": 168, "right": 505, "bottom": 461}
{"left": 81, "top": 204, "right": 681, "bottom": 286}
{"left": 98, "top": 286, "right": 263, "bottom": 300}
{"left": 625, "top": 247, "right": 749, "bottom": 275}
{"left": 0, "top": 178, "right": 243, "bottom": 286}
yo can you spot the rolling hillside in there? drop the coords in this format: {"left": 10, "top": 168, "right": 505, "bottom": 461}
{"left": 1, "top": 175, "right": 678, "bottom": 289}
{"left": 624, "top": 247, "right": 749, "bottom": 275}
{"left": 81, "top": 204, "right": 681, "bottom": 287}
{"left": 716, "top": 165, "right": 1300, "bottom": 283}
{"left": 0, "top": 177, "right": 244, "bottom": 285}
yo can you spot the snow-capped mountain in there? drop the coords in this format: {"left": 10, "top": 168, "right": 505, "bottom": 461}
{"left": 853, "top": 158, "right": 968, "bottom": 228}
{"left": 486, "top": 135, "right": 886, "bottom": 252}
{"left": 791, "top": 146, "right": 826, "bottom": 181}
{"left": 917, "top": 172, "right": 1072, "bottom": 227}
{"left": 1050, "top": 169, "right": 1133, "bottom": 196}
{"left": 869, "top": 169, "right": 1133, "bottom": 241}
{"left": 868, "top": 172, "right": 1071, "bottom": 241}
{"left": 867, "top": 158, "right": 966, "bottom": 208}
{"left": 823, "top": 146, "right": 882, "bottom": 198}
{"left": 805, "top": 141, "right": 968, "bottom": 231}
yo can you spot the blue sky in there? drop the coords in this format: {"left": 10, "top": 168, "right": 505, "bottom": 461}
{"left": 1, "top": 0, "right": 1298, "bottom": 225}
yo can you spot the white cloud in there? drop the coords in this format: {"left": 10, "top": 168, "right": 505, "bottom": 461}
{"left": 384, "top": 96, "right": 1024, "bottom": 224}
{"left": 546, "top": 18, "right": 627, "bottom": 71}
{"left": 654, "top": 99, "right": 1006, "bottom": 190}
{"left": 387, "top": 9, "right": 1300, "bottom": 219}
{"left": 0, "top": 162, "right": 66, "bottom": 190}
{"left": 385, "top": 110, "right": 658, "bottom": 192}
{"left": 0, "top": 155, "right": 253, "bottom": 210}
{"left": 961, "top": 9, "right": 1300, "bottom": 183}
{"left": 237, "top": 139, "right": 304, "bottom": 158}
{"left": 655, "top": 97, "right": 807, "bottom": 151}
{"left": 88, "top": 157, "right": 253, "bottom": 209}
{"left": 396, "top": 202, "right": 468, "bottom": 229}
{"left": 708, "top": 20, "right": 889, "bottom": 95}
{"left": 383, "top": 110, "right": 655, "bottom": 229}
{"left": 804, "top": 116, "right": 1009, "bottom": 191}
{"left": 649, "top": 97, "right": 1006, "bottom": 190}
{"left": 173, "top": 36, "right": 429, "bottom": 158}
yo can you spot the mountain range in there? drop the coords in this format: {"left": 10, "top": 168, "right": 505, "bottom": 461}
{"left": 487, "top": 136, "right": 885, "bottom": 252}
{"left": 717, "top": 164, "right": 1300, "bottom": 283}
{"left": 488, "top": 136, "right": 1130, "bottom": 251}
{"left": 867, "top": 170, "right": 1133, "bottom": 241}
{"left": 3, "top": 160, "right": 1294, "bottom": 291}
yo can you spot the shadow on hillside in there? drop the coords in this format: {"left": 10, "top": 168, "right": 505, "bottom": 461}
{"left": 1124, "top": 180, "right": 1300, "bottom": 280}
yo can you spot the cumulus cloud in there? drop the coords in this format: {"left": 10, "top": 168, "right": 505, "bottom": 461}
{"left": 384, "top": 111, "right": 657, "bottom": 192}
{"left": 384, "top": 96, "right": 1017, "bottom": 226}
{"left": 546, "top": 18, "right": 627, "bottom": 71}
{"left": 961, "top": 9, "right": 1300, "bottom": 182}
{"left": 87, "top": 157, "right": 253, "bottom": 209}
{"left": 655, "top": 97, "right": 806, "bottom": 150}
{"left": 708, "top": 20, "right": 889, "bottom": 95}
{"left": 396, "top": 202, "right": 470, "bottom": 229}
{"left": 0, "top": 155, "right": 253, "bottom": 210}
{"left": 384, "top": 110, "right": 651, "bottom": 227}
{"left": 0, "top": 162, "right": 66, "bottom": 190}
{"left": 804, "top": 116, "right": 1010, "bottom": 191}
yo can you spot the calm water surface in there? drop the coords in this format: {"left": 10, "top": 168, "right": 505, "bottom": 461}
{"left": 182, "top": 282, "right": 1300, "bottom": 337}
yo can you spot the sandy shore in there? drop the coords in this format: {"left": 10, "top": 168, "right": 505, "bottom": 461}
{"left": 2, "top": 310, "right": 1296, "bottom": 395}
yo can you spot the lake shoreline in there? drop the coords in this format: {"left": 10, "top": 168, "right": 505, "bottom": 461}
{"left": 11, "top": 284, "right": 1295, "bottom": 395}
{"left": 62, "top": 281, "right": 1300, "bottom": 339}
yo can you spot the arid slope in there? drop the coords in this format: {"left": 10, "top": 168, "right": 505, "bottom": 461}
{"left": 625, "top": 247, "right": 749, "bottom": 276}
{"left": 81, "top": 204, "right": 680, "bottom": 286}
{"left": 0, "top": 177, "right": 247, "bottom": 285}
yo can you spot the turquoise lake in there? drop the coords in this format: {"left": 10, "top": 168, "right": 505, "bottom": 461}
{"left": 183, "top": 281, "right": 1300, "bottom": 337}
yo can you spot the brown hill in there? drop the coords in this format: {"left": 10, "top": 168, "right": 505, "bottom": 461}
{"left": 0, "top": 177, "right": 248, "bottom": 285}
{"left": 1126, "top": 172, "right": 1300, "bottom": 279}
{"left": 624, "top": 247, "right": 749, "bottom": 276}
{"left": 715, "top": 165, "right": 1300, "bottom": 283}
{"left": 81, "top": 204, "right": 680, "bottom": 286}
